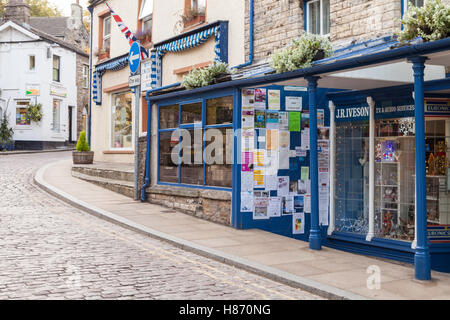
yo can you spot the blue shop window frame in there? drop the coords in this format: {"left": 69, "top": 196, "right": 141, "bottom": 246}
{"left": 234, "top": 84, "right": 332, "bottom": 243}
{"left": 157, "top": 88, "right": 239, "bottom": 193}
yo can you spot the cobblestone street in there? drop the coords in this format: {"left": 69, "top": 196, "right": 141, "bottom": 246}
{"left": 0, "top": 152, "right": 321, "bottom": 300}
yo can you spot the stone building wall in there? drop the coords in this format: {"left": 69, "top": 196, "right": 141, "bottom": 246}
{"left": 76, "top": 53, "right": 89, "bottom": 140}
{"left": 246, "top": 0, "right": 407, "bottom": 64}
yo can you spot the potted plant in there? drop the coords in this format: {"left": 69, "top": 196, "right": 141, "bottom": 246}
{"left": 0, "top": 99, "right": 14, "bottom": 152}
{"left": 181, "top": 61, "right": 234, "bottom": 89}
{"left": 25, "top": 102, "right": 43, "bottom": 124}
{"left": 270, "top": 33, "right": 333, "bottom": 74}
{"left": 397, "top": 0, "right": 450, "bottom": 42}
{"left": 72, "top": 131, "right": 94, "bottom": 164}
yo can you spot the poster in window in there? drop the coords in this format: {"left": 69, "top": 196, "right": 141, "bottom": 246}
{"left": 294, "top": 195, "right": 304, "bottom": 213}
{"left": 281, "top": 196, "right": 294, "bottom": 215}
{"left": 293, "top": 212, "right": 305, "bottom": 234}
{"left": 242, "top": 88, "right": 255, "bottom": 107}
{"left": 254, "top": 88, "right": 267, "bottom": 110}
{"left": 277, "top": 176, "right": 290, "bottom": 196}
{"left": 253, "top": 197, "right": 269, "bottom": 219}
{"left": 268, "top": 90, "right": 281, "bottom": 110}
{"left": 255, "top": 110, "right": 266, "bottom": 128}
{"left": 240, "top": 191, "right": 253, "bottom": 212}
{"left": 286, "top": 96, "right": 302, "bottom": 111}
{"left": 266, "top": 111, "right": 279, "bottom": 129}
{"left": 242, "top": 107, "right": 255, "bottom": 129}
{"left": 268, "top": 197, "right": 282, "bottom": 217}
{"left": 317, "top": 109, "right": 325, "bottom": 127}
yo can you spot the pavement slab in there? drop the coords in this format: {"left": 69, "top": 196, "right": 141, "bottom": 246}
{"left": 33, "top": 154, "right": 450, "bottom": 300}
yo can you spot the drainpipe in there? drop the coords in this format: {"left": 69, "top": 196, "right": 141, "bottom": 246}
{"left": 141, "top": 82, "right": 181, "bottom": 202}
{"left": 233, "top": 0, "right": 253, "bottom": 69}
{"left": 87, "top": 5, "right": 93, "bottom": 146}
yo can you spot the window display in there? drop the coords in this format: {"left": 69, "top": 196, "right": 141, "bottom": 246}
{"left": 111, "top": 91, "right": 132, "bottom": 149}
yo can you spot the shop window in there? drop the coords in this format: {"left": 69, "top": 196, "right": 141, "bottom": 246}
{"left": 335, "top": 121, "right": 370, "bottom": 234}
{"left": 111, "top": 92, "right": 133, "bottom": 149}
{"left": 52, "top": 100, "right": 61, "bottom": 132}
{"left": 159, "top": 130, "right": 180, "bottom": 183}
{"left": 16, "top": 100, "right": 30, "bottom": 126}
{"left": 158, "top": 94, "right": 233, "bottom": 188}
{"left": 306, "top": 0, "right": 330, "bottom": 36}
{"left": 206, "top": 96, "right": 233, "bottom": 125}
{"left": 374, "top": 118, "right": 416, "bottom": 241}
{"left": 52, "top": 55, "right": 60, "bottom": 82}
{"left": 425, "top": 118, "right": 450, "bottom": 226}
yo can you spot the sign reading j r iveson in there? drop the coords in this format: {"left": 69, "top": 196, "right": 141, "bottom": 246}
{"left": 428, "top": 225, "right": 450, "bottom": 243}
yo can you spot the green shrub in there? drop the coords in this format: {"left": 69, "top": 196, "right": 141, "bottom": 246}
{"left": 25, "top": 102, "right": 43, "bottom": 123}
{"left": 270, "top": 33, "right": 333, "bottom": 74}
{"left": 0, "top": 100, "right": 14, "bottom": 148}
{"left": 181, "top": 61, "right": 233, "bottom": 89}
{"left": 76, "top": 131, "right": 90, "bottom": 152}
{"left": 398, "top": 0, "right": 450, "bottom": 42}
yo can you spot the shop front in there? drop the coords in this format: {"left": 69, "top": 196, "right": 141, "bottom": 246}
{"left": 143, "top": 36, "right": 450, "bottom": 279}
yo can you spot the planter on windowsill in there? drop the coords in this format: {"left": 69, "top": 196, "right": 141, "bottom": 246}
{"left": 98, "top": 51, "right": 110, "bottom": 61}
{"left": 72, "top": 151, "right": 94, "bottom": 164}
{"left": 183, "top": 14, "right": 206, "bottom": 29}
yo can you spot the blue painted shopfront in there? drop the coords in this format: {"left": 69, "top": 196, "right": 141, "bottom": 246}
{"left": 144, "top": 36, "right": 450, "bottom": 278}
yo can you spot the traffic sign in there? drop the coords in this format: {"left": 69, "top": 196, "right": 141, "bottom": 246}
{"left": 129, "top": 74, "right": 141, "bottom": 88}
{"left": 128, "top": 42, "right": 141, "bottom": 75}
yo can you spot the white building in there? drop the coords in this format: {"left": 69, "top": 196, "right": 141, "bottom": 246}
{"left": 0, "top": 0, "right": 89, "bottom": 150}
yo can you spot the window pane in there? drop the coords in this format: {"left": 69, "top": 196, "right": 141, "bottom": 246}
{"left": 335, "top": 121, "right": 370, "bottom": 234}
{"left": 160, "top": 104, "right": 179, "bottom": 129}
{"left": 143, "top": 16, "right": 152, "bottom": 32}
{"left": 159, "top": 130, "right": 179, "bottom": 183}
{"left": 111, "top": 92, "right": 133, "bottom": 148}
{"left": 180, "top": 129, "right": 203, "bottom": 185}
{"left": 206, "top": 128, "right": 233, "bottom": 188}
{"left": 181, "top": 102, "right": 202, "bottom": 125}
{"left": 139, "top": 0, "right": 153, "bottom": 19}
{"left": 206, "top": 96, "right": 233, "bottom": 125}
{"left": 52, "top": 100, "right": 61, "bottom": 132}
{"left": 374, "top": 118, "right": 415, "bottom": 241}
{"left": 308, "top": 1, "right": 320, "bottom": 35}
{"left": 322, "top": 0, "right": 330, "bottom": 35}
{"left": 29, "top": 55, "right": 35, "bottom": 70}
{"left": 104, "top": 16, "right": 111, "bottom": 36}
{"left": 16, "top": 101, "right": 30, "bottom": 125}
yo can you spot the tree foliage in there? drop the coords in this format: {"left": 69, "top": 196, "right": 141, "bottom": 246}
{"left": 0, "top": 0, "right": 62, "bottom": 18}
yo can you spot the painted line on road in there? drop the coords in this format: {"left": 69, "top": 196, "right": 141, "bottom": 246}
{"left": 34, "top": 160, "right": 367, "bottom": 301}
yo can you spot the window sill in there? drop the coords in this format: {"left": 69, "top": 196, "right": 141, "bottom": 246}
{"left": 182, "top": 17, "right": 207, "bottom": 33}
{"left": 103, "top": 150, "right": 135, "bottom": 155}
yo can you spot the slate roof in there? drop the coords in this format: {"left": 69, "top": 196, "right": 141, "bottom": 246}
{"left": 29, "top": 17, "right": 69, "bottom": 38}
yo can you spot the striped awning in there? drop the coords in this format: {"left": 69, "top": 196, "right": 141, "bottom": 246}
{"left": 93, "top": 55, "right": 129, "bottom": 105}
{"left": 151, "top": 25, "right": 223, "bottom": 88}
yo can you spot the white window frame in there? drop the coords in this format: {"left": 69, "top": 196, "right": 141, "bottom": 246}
{"left": 306, "top": 0, "right": 330, "bottom": 36}
{"left": 52, "top": 55, "right": 60, "bottom": 83}
{"left": 110, "top": 91, "right": 133, "bottom": 151}
{"left": 139, "top": 0, "right": 153, "bottom": 33}
{"left": 403, "top": 0, "right": 426, "bottom": 14}
{"left": 103, "top": 15, "right": 112, "bottom": 49}
{"left": 82, "top": 65, "right": 89, "bottom": 89}
{"left": 15, "top": 99, "right": 31, "bottom": 127}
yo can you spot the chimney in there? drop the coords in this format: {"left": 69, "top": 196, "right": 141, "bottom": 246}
{"left": 68, "top": 1, "right": 83, "bottom": 30}
{"left": 4, "top": 0, "right": 31, "bottom": 25}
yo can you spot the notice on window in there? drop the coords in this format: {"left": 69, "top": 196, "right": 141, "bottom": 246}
{"left": 288, "top": 112, "right": 301, "bottom": 132}
{"left": 254, "top": 88, "right": 267, "bottom": 110}
{"left": 253, "top": 197, "right": 269, "bottom": 219}
{"left": 293, "top": 212, "right": 305, "bottom": 234}
{"left": 242, "top": 88, "right": 255, "bottom": 107}
{"left": 240, "top": 191, "right": 253, "bottom": 212}
{"left": 242, "top": 107, "right": 255, "bottom": 129}
{"left": 277, "top": 176, "right": 290, "bottom": 196}
{"left": 241, "top": 171, "right": 253, "bottom": 192}
{"left": 268, "top": 197, "right": 282, "bottom": 217}
{"left": 268, "top": 90, "right": 281, "bottom": 110}
{"left": 286, "top": 96, "right": 302, "bottom": 111}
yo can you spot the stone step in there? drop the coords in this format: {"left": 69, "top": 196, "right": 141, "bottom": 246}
{"left": 71, "top": 171, "right": 134, "bottom": 198}
{"left": 72, "top": 165, "right": 134, "bottom": 183}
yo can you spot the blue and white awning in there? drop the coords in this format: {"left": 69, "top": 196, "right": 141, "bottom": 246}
{"left": 93, "top": 55, "right": 129, "bottom": 105}
{"left": 151, "top": 24, "right": 225, "bottom": 88}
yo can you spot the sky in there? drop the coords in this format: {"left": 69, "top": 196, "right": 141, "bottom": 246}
{"left": 51, "top": 0, "right": 89, "bottom": 15}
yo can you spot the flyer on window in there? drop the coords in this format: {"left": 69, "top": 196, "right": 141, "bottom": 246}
{"left": 268, "top": 89, "right": 281, "bottom": 110}
{"left": 253, "top": 197, "right": 269, "bottom": 220}
{"left": 240, "top": 191, "right": 253, "bottom": 212}
{"left": 268, "top": 197, "right": 282, "bottom": 217}
{"left": 317, "top": 109, "right": 325, "bottom": 127}
{"left": 286, "top": 96, "right": 302, "bottom": 111}
{"left": 293, "top": 212, "right": 305, "bottom": 234}
{"left": 242, "top": 88, "right": 255, "bottom": 107}
{"left": 254, "top": 88, "right": 267, "bottom": 109}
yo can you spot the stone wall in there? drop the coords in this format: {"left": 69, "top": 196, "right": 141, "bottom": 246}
{"left": 76, "top": 53, "right": 89, "bottom": 140}
{"left": 138, "top": 134, "right": 232, "bottom": 226}
{"left": 246, "top": 0, "right": 405, "bottom": 64}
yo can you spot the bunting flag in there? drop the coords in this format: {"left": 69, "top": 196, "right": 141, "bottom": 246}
{"left": 105, "top": 2, "right": 149, "bottom": 60}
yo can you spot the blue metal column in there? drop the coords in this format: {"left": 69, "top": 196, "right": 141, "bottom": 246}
{"left": 307, "top": 76, "right": 322, "bottom": 250}
{"left": 410, "top": 56, "right": 431, "bottom": 280}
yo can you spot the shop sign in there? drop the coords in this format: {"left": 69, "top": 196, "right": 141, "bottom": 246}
{"left": 25, "top": 84, "right": 40, "bottom": 96}
{"left": 50, "top": 85, "right": 67, "bottom": 98}
{"left": 428, "top": 225, "right": 450, "bottom": 243}
{"left": 141, "top": 59, "right": 153, "bottom": 92}
{"left": 425, "top": 100, "right": 450, "bottom": 115}
{"left": 375, "top": 104, "right": 415, "bottom": 119}
{"left": 335, "top": 105, "right": 369, "bottom": 122}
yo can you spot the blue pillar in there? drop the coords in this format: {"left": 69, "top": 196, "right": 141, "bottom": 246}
{"left": 409, "top": 56, "right": 431, "bottom": 280}
{"left": 307, "top": 76, "right": 322, "bottom": 250}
